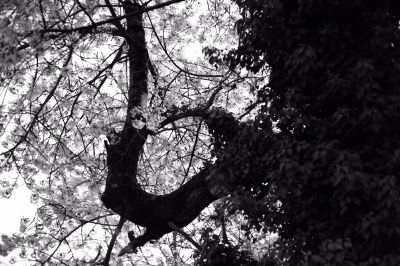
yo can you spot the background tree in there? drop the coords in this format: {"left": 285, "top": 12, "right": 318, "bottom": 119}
{"left": 224, "top": 0, "right": 400, "bottom": 265}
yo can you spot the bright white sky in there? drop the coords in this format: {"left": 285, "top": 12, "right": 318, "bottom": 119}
{"left": 0, "top": 182, "right": 36, "bottom": 265}
{"left": 0, "top": 184, "right": 36, "bottom": 235}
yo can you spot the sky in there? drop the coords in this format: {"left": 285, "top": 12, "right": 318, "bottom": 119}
{"left": 0, "top": 183, "right": 36, "bottom": 265}
{"left": 0, "top": 184, "right": 36, "bottom": 235}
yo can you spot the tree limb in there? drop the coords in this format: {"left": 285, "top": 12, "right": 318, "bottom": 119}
{"left": 168, "top": 222, "right": 201, "bottom": 250}
{"left": 102, "top": 216, "right": 126, "bottom": 266}
{"left": 41, "top": 0, "right": 187, "bottom": 35}
{"left": 144, "top": 0, "right": 187, "bottom": 12}
{"left": 2, "top": 47, "right": 74, "bottom": 155}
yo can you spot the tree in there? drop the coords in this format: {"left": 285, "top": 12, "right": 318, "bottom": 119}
{"left": 225, "top": 0, "right": 400, "bottom": 265}
{"left": 1, "top": 0, "right": 400, "bottom": 265}
{"left": 0, "top": 0, "right": 264, "bottom": 265}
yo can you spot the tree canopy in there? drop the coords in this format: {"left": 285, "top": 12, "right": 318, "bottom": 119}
{"left": 228, "top": 0, "right": 400, "bottom": 265}
{"left": 0, "top": 0, "right": 399, "bottom": 265}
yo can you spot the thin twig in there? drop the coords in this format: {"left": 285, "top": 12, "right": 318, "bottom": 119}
{"left": 2, "top": 47, "right": 74, "bottom": 155}
{"left": 41, "top": 0, "right": 187, "bottom": 35}
{"left": 146, "top": 13, "right": 224, "bottom": 78}
{"left": 180, "top": 120, "right": 203, "bottom": 186}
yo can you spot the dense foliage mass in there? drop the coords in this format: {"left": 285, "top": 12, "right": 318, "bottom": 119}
{"left": 224, "top": 0, "right": 400, "bottom": 265}
{"left": 0, "top": 0, "right": 399, "bottom": 265}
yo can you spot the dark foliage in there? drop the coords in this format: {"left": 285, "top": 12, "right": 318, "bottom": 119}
{"left": 194, "top": 233, "right": 258, "bottom": 266}
{"left": 222, "top": 0, "right": 400, "bottom": 265}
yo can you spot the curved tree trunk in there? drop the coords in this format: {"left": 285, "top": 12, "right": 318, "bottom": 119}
{"left": 101, "top": 2, "right": 232, "bottom": 254}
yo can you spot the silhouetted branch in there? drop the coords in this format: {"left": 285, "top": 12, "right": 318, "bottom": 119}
{"left": 102, "top": 216, "right": 126, "bottom": 266}
{"left": 168, "top": 222, "right": 201, "bottom": 250}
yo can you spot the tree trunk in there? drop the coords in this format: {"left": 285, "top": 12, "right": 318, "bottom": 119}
{"left": 101, "top": 2, "right": 223, "bottom": 252}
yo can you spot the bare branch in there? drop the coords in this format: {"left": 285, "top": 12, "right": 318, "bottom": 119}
{"left": 88, "top": 42, "right": 126, "bottom": 86}
{"left": 102, "top": 216, "right": 126, "bottom": 266}
{"left": 104, "top": 0, "right": 133, "bottom": 42}
{"left": 74, "top": 0, "right": 96, "bottom": 25}
{"left": 180, "top": 120, "right": 203, "bottom": 186}
{"left": 144, "top": 0, "right": 187, "bottom": 12}
{"left": 168, "top": 222, "right": 201, "bottom": 250}
{"left": 40, "top": 0, "right": 187, "bottom": 35}
{"left": 42, "top": 214, "right": 111, "bottom": 264}
{"left": 146, "top": 13, "right": 225, "bottom": 78}
{"left": 2, "top": 47, "right": 74, "bottom": 155}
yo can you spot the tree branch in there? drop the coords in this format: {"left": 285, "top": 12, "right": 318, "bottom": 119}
{"left": 74, "top": 0, "right": 96, "bottom": 25}
{"left": 88, "top": 42, "right": 125, "bottom": 86}
{"left": 102, "top": 216, "right": 126, "bottom": 266}
{"left": 144, "top": 0, "right": 187, "bottom": 12}
{"left": 168, "top": 222, "right": 201, "bottom": 250}
{"left": 181, "top": 120, "right": 202, "bottom": 186}
{"left": 146, "top": 12, "right": 225, "bottom": 78}
{"left": 2, "top": 47, "right": 74, "bottom": 155}
{"left": 41, "top": 0, "right": 187, "bottom": 35}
